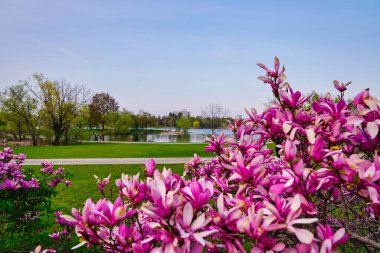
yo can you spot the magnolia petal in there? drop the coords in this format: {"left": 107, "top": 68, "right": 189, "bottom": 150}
{"left": 61, "top": 214, "right": 77, "bottom": 223}
{"left": 363, "top": 98, "right": 378, "bottom": 110}
{"left": 291, "top": 218, "right": 318, "bottom": 225}
{"left": 333, "top": 228, "right": 346, "bottom": 243}
{"left": 157, "top": 178, "right": 166, "bottom": 197}
{"left": 217, "top": 194, "right": 224, "bottom": 213}
{"left": 290, "top": 194, "right": 301, "bottom": 211}
{"left": 257, "top": 63, "right": 269, "bottom": 71}
{"left": 294, "top": 228, "right": 314, "bottom": 244}
{"left": 367, "top": 186, "right": 379, "bottom": 202}
{"left": 190, "top": 213, "right": 206, "bottom": 231}
{"left": 274, "top": 57, "right": 280, "bottom": 72}
{"left": 278, "top": 73, "right": 287, "bottom": 84}
{"left": 306, "top": 128, "right": 316, "bottom": 144}
{"left": 34, "top": 245, "right": 42, "bottom": 253}
{"left": 264, "top": 223, "right": 287, "bottom": 231}
{"left": 273, "top": 242, "right": 286, "bottom": 251}
{"left": 71, "top": 241, "right": 87, "bottom": 250}
{"left": 183, "top": 202, "right": 193, "bottom": 227}
{"left": 284, "top": 177, "right": 295, "bottom": 188}
{"left": 141, "top": 236, "right": 155, "bottom": 244}
{"left": 367, "top": 122, "right": 379, "bottom": 139}
{"left": 197, "top": 229, "right": 218, "bottom": 238}
{"left": 113, "top": 206, "right": 126, "bottom": 222}
{"left": 290, "top": 127, "right": 298, "bottom": 141}
{"left": 345, "top": 116, "right": 364, "bottom": 126}
{"left": 283, "top": 121, "right": 292, "bottom": 134}
{"left": 190, "top": 243, "right": 204, "bottom": 253}
{"left": 192, "top": 233, "right": 206, "bottom": 246}
{"left": 320, "top": 239, "right": 332, "bottom": 253}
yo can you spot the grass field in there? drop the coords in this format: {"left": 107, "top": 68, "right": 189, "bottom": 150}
{"left": 28, "top": 164, "right": 185, "bottom": 211}
{"left": 2, "top": 164, "right": 184, "bottom": 251}
{"left": 11, "top": 143, "right": 212, "bottom": 159}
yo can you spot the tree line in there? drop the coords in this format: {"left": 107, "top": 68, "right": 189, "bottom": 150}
{"left": 0, "top": 74, "right": 231, "bottom": 146}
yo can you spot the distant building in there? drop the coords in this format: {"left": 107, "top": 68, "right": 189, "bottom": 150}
{"left": 173, "top": 109, "right": 190, "bottom": 117}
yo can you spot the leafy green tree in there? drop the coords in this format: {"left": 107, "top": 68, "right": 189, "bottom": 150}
{"left": 0, "top": 111, "right": 8, "bottom": 140}
{"left": 104, "top": 111, "right": 134, "bottom": 134}
{"left": 26, "top": 74, "right": 89, "bottom": 145}
{"left": 136, "top": 111, "right": 157, "bottom": 129}
{"left": 89, "top": 93, "right": 119, "bottom": 129}
{"left": 192, "top": 120, "right": 200, "bottom": 128}
{"left": 0, "top": 84, "right": 40, "bottom": 146}
{"left": 176, "top": 116, "right": 191, "bottom": 133}
{"left": 74, "top": 105, "right": 91, "bottom": 129}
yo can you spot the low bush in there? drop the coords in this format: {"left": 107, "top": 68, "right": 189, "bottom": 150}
{"left": 0, "top": 147, "right": 70, "bottom": 251}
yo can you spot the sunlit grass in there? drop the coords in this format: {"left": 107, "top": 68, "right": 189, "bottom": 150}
{"left": 11, "top": 143, "right": 212, "bottom": 159}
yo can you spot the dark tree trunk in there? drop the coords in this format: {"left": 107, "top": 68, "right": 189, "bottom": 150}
{"left": 31, "top": 135, "right": 37, "bottom": 146}
{"left": 64, "top": 128, "right": 69, "bottom": 144}
{"left": 18, "top": 122, "right": 22, "bottom": 141}
{"left": 53, "top": 130, "right": 63, "bottom": 146}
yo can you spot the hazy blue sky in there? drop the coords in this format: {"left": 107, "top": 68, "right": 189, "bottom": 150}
{"left": 0, "top": 0, "right": 379, "bottom": 116}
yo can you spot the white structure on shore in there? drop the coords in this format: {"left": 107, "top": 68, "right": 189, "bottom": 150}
{"left": 173, "top": 109, "right": 190, "bottom": 117}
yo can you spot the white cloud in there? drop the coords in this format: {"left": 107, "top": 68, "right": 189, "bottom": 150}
{"left": 56, "top": 47, "right": 89, "bottom": 64}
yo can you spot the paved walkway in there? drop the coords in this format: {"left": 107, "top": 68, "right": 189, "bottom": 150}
{"left": 23, "top": 157, "right": 194, "bottom": 165}
{"left": 83, "top": 141, "right": 206, "bottom": 144}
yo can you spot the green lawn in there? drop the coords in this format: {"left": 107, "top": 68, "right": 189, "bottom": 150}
{"left": 11, "top": 143, "right": 212, "bottom": 159}
{"left": 28, "top": 164, "right": 185, "bottom": 211}
{"left": 2, "top": 164, "right": 184, "bottom": 251}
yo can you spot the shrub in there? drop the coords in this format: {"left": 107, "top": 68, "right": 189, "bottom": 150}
{"left": 55, "top": 58, "right": 379, "bottom": 252}
{"left": 0, "top": 147, "right": 70, "bottom": 250}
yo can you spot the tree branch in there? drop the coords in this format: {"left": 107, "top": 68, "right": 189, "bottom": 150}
{"left": 338, "top": 188, "right": 380, "bottom": 249}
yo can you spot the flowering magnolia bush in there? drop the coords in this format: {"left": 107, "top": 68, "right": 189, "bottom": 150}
{"left": 0, "top": 147, "right": 70, "bottom": 250}
{"left": 56, "top": 58, "right": 379, "bottom": 252}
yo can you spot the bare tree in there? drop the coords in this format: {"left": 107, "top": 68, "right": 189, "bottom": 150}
{"left": 26, "top": 74, "right": 90, "bottom": 145}
{"left": 201, "top": 103, "right": 229, "bottom": 134}
{"left": 1, "top": 84, "right": 40, "bottom": 146}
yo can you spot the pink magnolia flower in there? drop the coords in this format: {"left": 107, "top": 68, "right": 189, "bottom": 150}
{"left": 94, "top": 173, "right": 111, "bottom": 194}
{"left": 333, "top": 80, "right": 351, "bottom": 92}
{"left": 205, "top": 133, "right": 226, "bottom": 153}
{"left": 309, "top": 136, "right": 328, "bottom": 163}
{"left": 270, "top": 168, "right": 299, "bottom": 194}
{"left": 31, "top": 245, "right": 56, "bottom": 253}
{"left": 284, "top": 139, "right": 297, "bottom": 162}
{"left": 95, "top": 197, "right": 132, "bottom": 226}
{"left": 120, "top": 173, "right": 146, "bottom": 204}
{"left": 145, "top": 159, "right": 156, "bottom": 177}
{"left": 316, "top": 224, "right": 348, "bottom": 253}
{"left": 1, "top": 178, "right": 21, "bottom": 190}
{"left": 21, "top": 178, "right": 39, "bottom": 188}
{"left": 279, "top": 87, "right": 311, "bottom": 108}
{"left": 212, "top": 193, "right": 245, "bottom": 231}
{"left": 264, "top": 195, "right": 318, "bottom": 244}
{"left": 142, "top": 175, "right": 183, "bottom": 220}
{"left": 250, "top": 237, "right": 286, "bottom": 253}
{"left": 227, "top": 154, "right": 264, "bottom": 182}
{"left": 257, "top": 57, "right": 286, "bottom": 89}
{"left": 181, "top": 179, "right": 214, "bottom": 210}
{"left": 176, "top": 202, "right": 218, "bottom": 247}
{"left": 236, "top": 204, "right": 265, "bottom": 239}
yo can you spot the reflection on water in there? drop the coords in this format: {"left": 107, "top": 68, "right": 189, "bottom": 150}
{"left": 90, "top": 128, "right": 235, "bottom": 143}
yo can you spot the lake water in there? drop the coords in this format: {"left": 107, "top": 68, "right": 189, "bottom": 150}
{"left": 90, "top": 128, "right": 234, "bottom": 143}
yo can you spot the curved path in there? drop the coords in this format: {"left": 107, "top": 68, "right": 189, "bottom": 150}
{"left": 23, "top": 157, "right": 195, "bottom": 165}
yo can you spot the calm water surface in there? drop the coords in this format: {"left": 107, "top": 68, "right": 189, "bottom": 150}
{"left": 90, "top": 128, "right": 234, "bottom": 143}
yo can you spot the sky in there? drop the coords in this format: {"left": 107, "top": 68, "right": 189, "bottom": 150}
{"left": 0, "top": 0, "right": 379, "bottom": 117}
